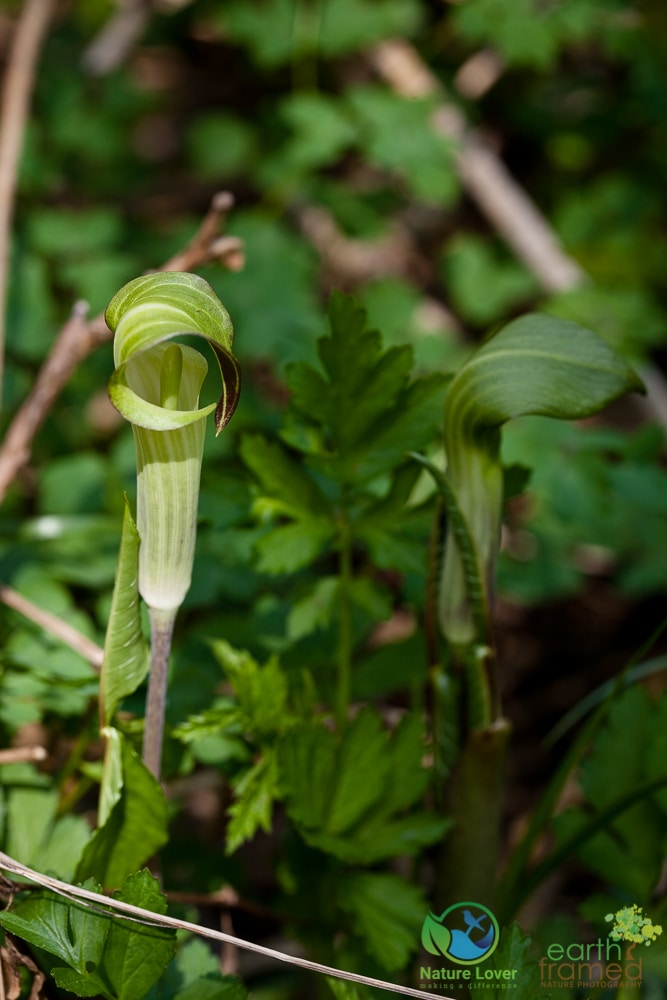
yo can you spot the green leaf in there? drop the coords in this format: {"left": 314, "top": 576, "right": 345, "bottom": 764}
{"left": 76, "top": 730, "right": 168, "bottom": 889}
{"left": 100, "top": 497, "right": 148, "bottom": 725}
{"left": 278, "top": 710, "right": 447, "bottom": 863}
{"left": 5, "top": 785, "right": 90, "bottom": 880}
{"left": 0, "top": 879, "right": 110, "bottom": 986}
{"left": 210, "top": 640, "right": 290, "bottom": 737}
{"left": 346, "top": 86, "right": 458, "bottom": 203}
{"left": 146, "top": 936, "right": 248, "bottom": 1000}
{"left": 287, "top": 576, "right": 339, "bottom": 640}
{"left": 285, "top": 292, "right": 446, "bottom": 485}
{"left": 469, "top": 924, "right": 542, "bottom": 1000}
{"left": 100, "top": 871, "right": 175, "bottom": 1000}
{"left": 226, "top": 750, "right": 280, "bottom": 854}
{"left": 280, "top": 93, "right": 356, "bottom": 172}
{"left": 337, "top": 871, "right": 426, "bottom": 970}
{"left": 552, "top": 686, "right": 667, "bottom": 898}
{"left": 443, "top": 235, "right": 538, "bottom": 326}
{"left": 240, "top": 433, "right": 332, "bottom": 520}
{"left": 223, "top": 0, "right": 421, "bottom": 66}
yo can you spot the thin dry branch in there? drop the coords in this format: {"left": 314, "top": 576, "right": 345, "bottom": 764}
{"left": 0, "top": 0, "right": 57, "bottom": 411}
{"left": 0, "top": 851, "right": 450, "bottom": 1000}
{"left": 0, "top": 745, "right": 47, "bottom": 765}
{"left": 0, "top": 191, "right": 243, "bottom": 504}
{"left": 0, "top": 580, "right": 104, "bottom": 669}
{"left": 370, "top": 39, "right": 585, "bottom": 294}
{"left": 82, "top": 0, "right": 152, "bottom": 76}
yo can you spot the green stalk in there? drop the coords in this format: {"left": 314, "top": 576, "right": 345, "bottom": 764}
{"left": 336, "top": 501, "right": 353, "bottom": 729}
{"left": 143, "top": 607, "right": 177, "bottom": 779}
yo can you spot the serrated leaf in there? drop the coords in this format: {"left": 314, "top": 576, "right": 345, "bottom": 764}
{"left": 347, "top": 86, "right": 458, "bottom": 203}
{"left": 100, "top": 870, "right": 175, "bottom": 1000}
{"left": 100, "top": 497, "right": 148, "bottom": 725}
{"left": 240, "top": 433, "right": 332, "bottom": 520}
{"left": 0, "top": 879, "right": 107, "bottom": 964}
{"left": 469, "top": 924, "right": 541, "bottom": 1000}
{"left": 287, "top": 576, "right": 339, "bottom": 640}
{"left": 76, "top": 730, "right": 168, "bottom": 889}
{"left": 553, "top": 685, "right": 667, "bottom": 898}
{"left": 255, "top": 519, "right": 334, "bottom": 573}
{"left": 226, "top": 751, "right": 280, "bottom": 854}
{"left": 210, "top": 640, "right": 289, "bottom": 737}
{"left": 337, "top": 872, "right": 426, "bottom": 970}
{"left": 278, "top": 710, "right": 446, "bottom": 863}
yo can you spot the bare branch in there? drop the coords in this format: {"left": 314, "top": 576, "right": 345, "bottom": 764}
{"left": 82, "top": 0, "right": 152, "bottom": 76}
{"left": 0, "top": 580, "right": 104, "bottom": 669}
{"left": 0, "top": 0, "right": 57, "bottom": 411}
{"left": 0, "top": 745, "right": 47, "bottom": 765}
{"left": 0, "top": 851, "right": 449, "bottom": 1000}
{"left": 370, "top": 39, "right": 585, "bottom": 294}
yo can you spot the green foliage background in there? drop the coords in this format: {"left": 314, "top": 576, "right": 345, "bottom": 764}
{"left": 0, "top": 1, "right": 666, "bottom": 998}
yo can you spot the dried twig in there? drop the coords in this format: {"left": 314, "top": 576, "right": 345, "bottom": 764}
{"left": 82, "top": 0, "right": 152, "bottom": 76}
{"left": 370, "top": 39, "right": 585, "bottom": 294}
{"left": 0, "top": 580, "right": 104, "bottom": 669}
{"left": 0, "top": 745, "right": 47, "bottom": 765}
{"left": 0, "top": 0, "right": 57, "bottom": 411}
{"left": 0, "top": 851, "right": 449, "bottom": 1000}
{"left": 0, "top": 191, "right": 242, "bottom": 504}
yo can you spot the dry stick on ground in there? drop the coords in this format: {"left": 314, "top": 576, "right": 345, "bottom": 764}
{"left": 370, "top": 39, "right": 585, "bottom": 294}
{"left": 370, "top": 39, "right": 667, "bottom": 426}
{"left": 0, "top": 191, "right": 244, "bottom": 504}
{"left": 0, "top": 0, "right": 57, "bottom": 411}
{"left": 0, "top": 580, "right": 104, "bottom": 669}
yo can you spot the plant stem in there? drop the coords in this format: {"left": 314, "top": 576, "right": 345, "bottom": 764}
{"left": 336, "top": 504, "right": 353, "bottom": 728}
{"left": 143, "top": 606, "right": 177, "bottom": 780}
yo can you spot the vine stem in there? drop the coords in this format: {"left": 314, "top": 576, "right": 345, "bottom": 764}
{"left": 143, "top": 607, "right": 177, "bottom": 779}
{"left": 335, "top": 504, "right": 353, "bottom": 729}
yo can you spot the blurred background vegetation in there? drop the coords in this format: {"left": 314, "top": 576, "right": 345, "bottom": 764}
{"left": 1, "top": 0, "right": 667, "bottom": 997}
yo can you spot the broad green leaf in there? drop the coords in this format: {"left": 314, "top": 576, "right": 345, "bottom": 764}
{"left": 5, "top": 786, "right": 90, "bottom": 880}
{"left": 223, "top": 0, "right": 421, "bottom": 66}
{"left": 346, "top": 86, "right": 458, "bottom": 203}
{"left": 255, "top": 519, "right": 334, "bottom": 573}
{"left": 287, "top": 576, "right": 339, "bottom": 640}
{"left": 440, "top": 313, "right": 644, "bottom": 644}
{"left": 100, "top": 870, "right": 175, "bottom": 1000}
{"left": 553, "top": 686, "right": 667, "bottom": 899}
{"left": 146, "top": 936, "right": 248, "bottom": 1000}
{"left": 280, "top": 93, "right": 356, "bottom": 172}
{"left": 76, "top": 730, "right": 168, "bottom": 889}
{"left": 337, "top": 872, "right": 426, "bottom": 970}
{"left": 100, "top": 497, "right": 147, "bottom": 725}
{"left": 226, "top": 751, "right": 280, "bottom": 854}
{"left": 0, "top": 878, "right": 109, "bottom": 983}
{"left": 19, "top": 872, "right": 176, "bottom": 1000}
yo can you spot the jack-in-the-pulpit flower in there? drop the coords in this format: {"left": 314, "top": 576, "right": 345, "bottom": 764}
{"left": 106, "top": 271, "right": 240, "bottom": 776}
{"left": 439, "top": 314, "right": 643, "bottom": 651}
